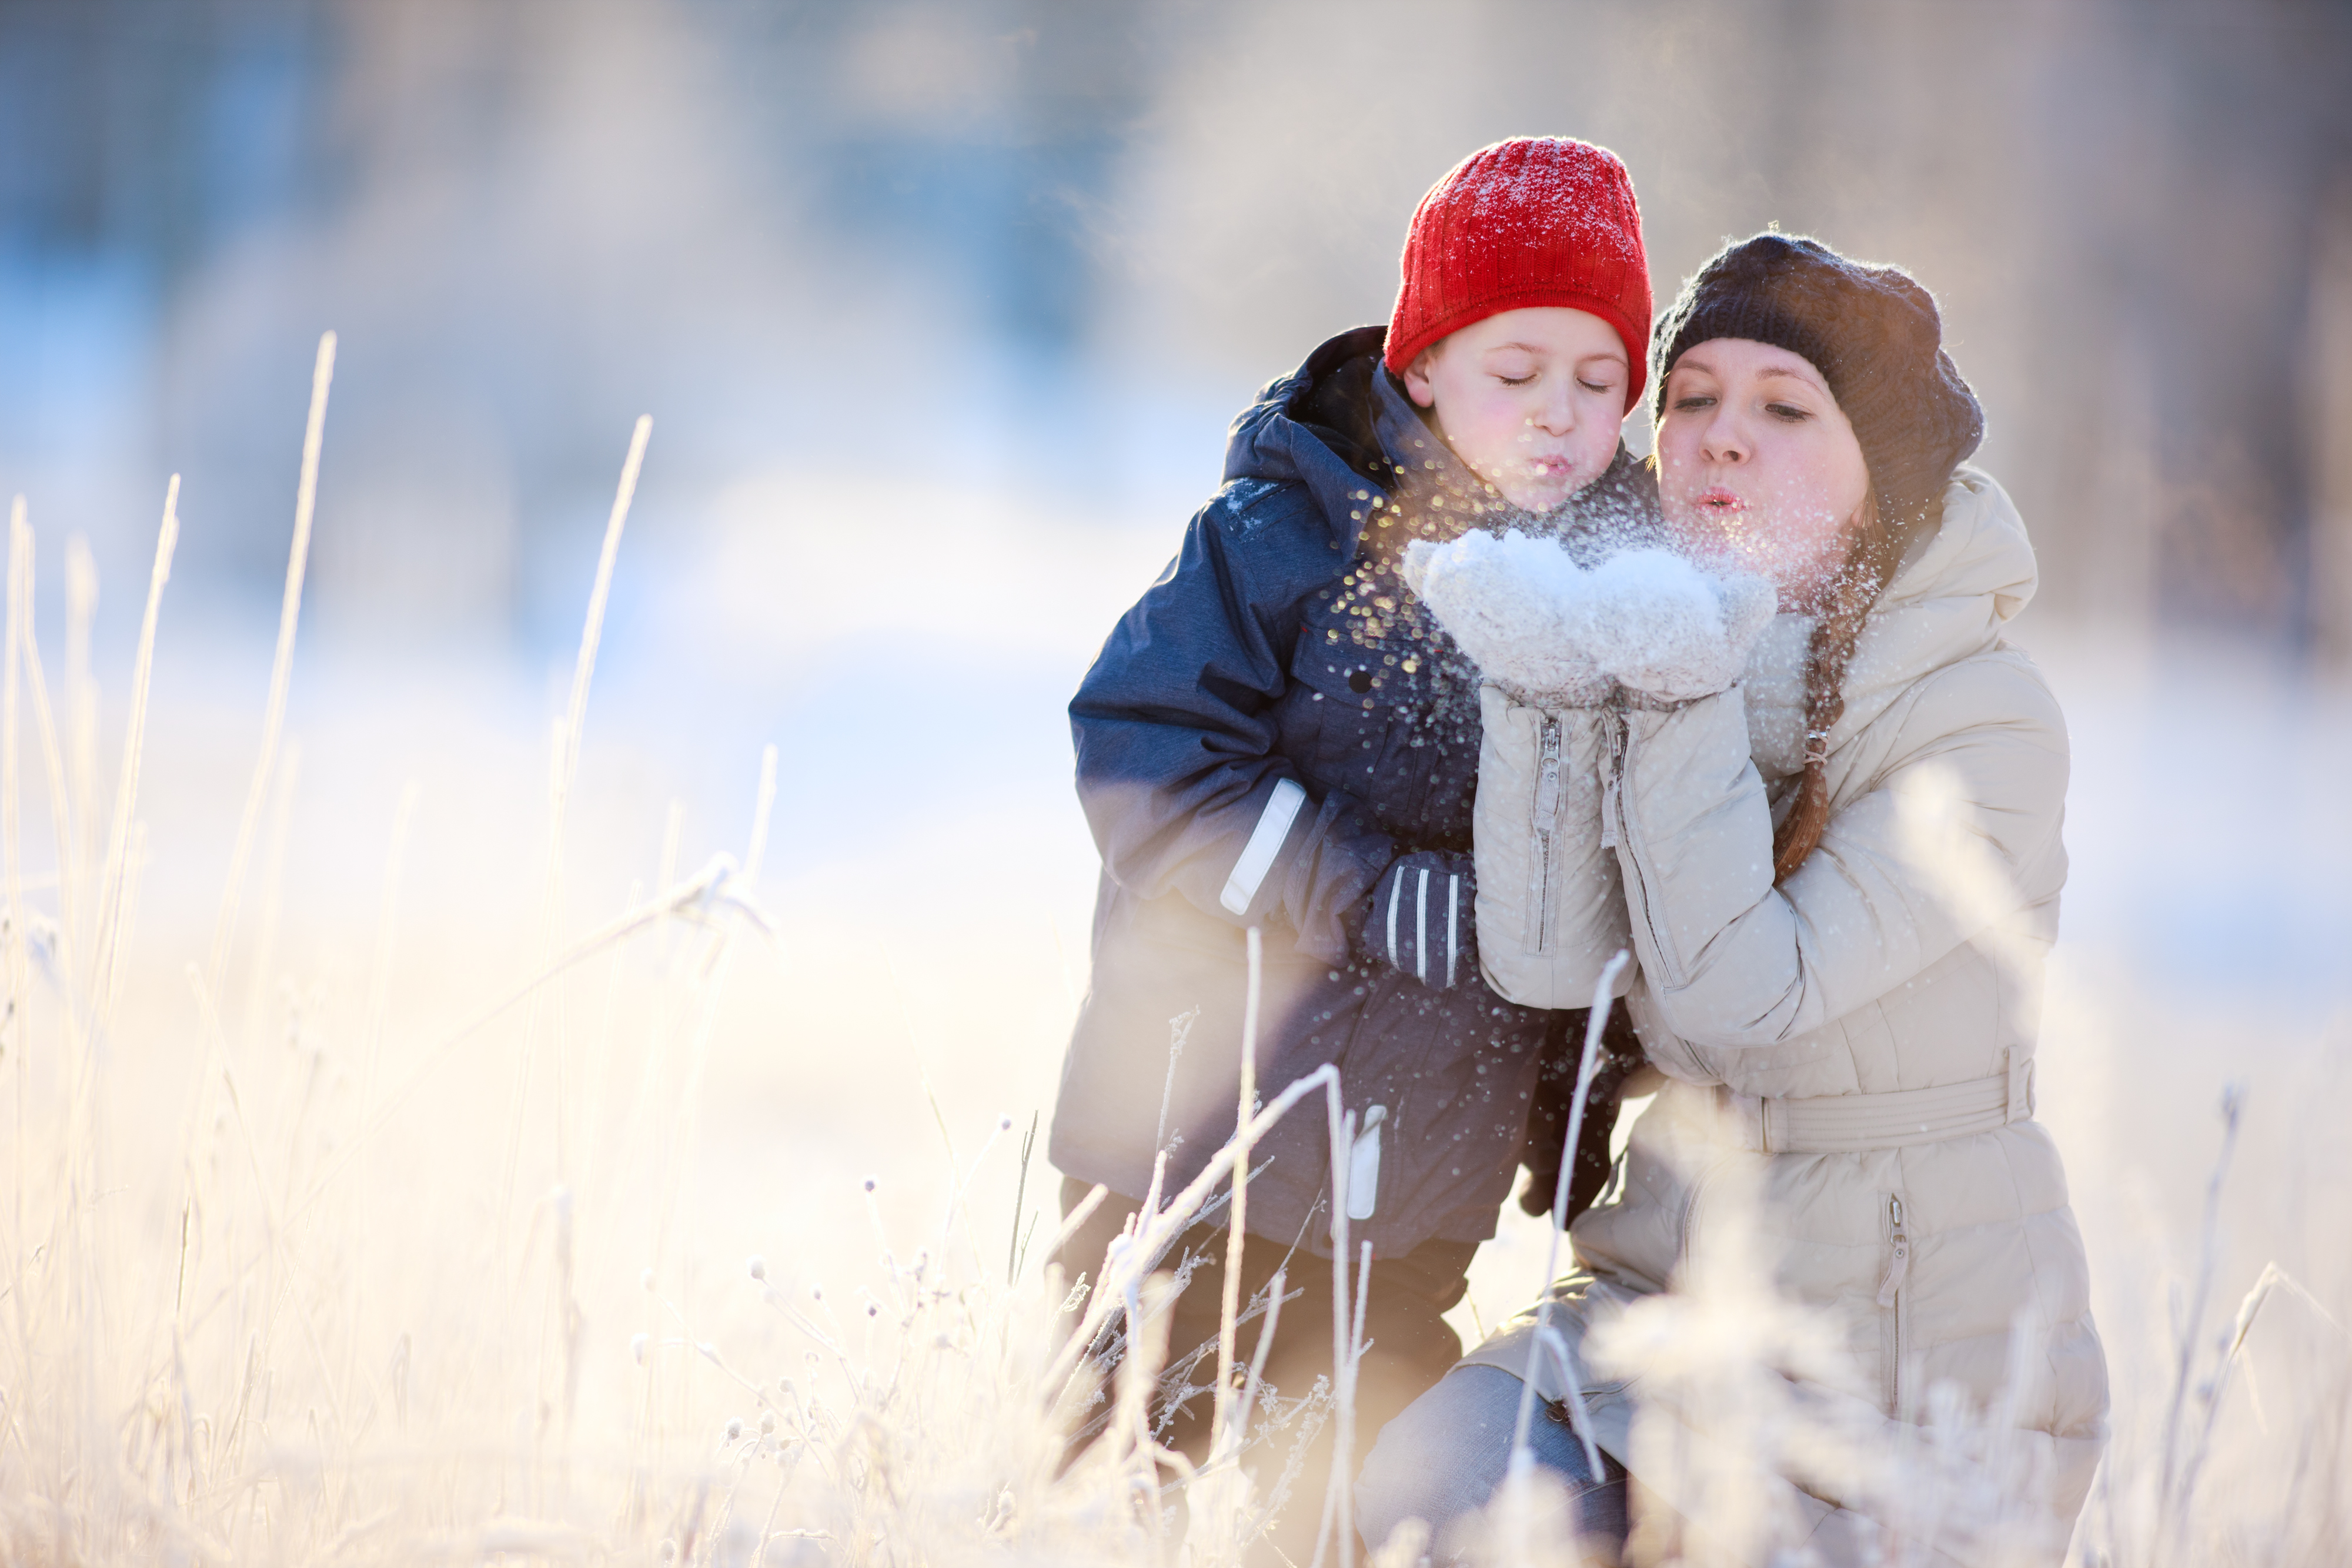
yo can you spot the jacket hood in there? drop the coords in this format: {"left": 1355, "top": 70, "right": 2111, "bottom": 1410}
{"left": 1222, "top": 326, "right": 1396, "bottom": 548}
{"left": 1743, "top": 466, "right": 2038, "bottom": 778}
{"left": 1877, "top": 464, "right": 2037, "bottom": 621}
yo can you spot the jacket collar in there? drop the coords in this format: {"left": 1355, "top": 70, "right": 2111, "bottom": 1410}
{"left": 1743, "top": 466, "right": 2040, "bottom": 778}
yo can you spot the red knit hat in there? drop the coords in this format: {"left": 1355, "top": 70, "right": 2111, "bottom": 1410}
{"left": 1384, "top": 137, "right": 1652, "bottom": 411}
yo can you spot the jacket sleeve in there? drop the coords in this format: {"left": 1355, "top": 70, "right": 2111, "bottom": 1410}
{"left": 1070, "top": 481, "right": 1395, "bottom": 963}
{"left": 1604, "top": 655, "right": 2068, "bottom": 1049}
{"left": 1472, "top": 684, "right": 1631, "bottom": 1008}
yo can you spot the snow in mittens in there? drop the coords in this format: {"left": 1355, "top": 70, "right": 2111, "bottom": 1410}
{"left": 1398, "top": 529, "right": 1612, "bottom": 704}
{"left": 1401, "top": 530, "right": 1778, "bottom": 705}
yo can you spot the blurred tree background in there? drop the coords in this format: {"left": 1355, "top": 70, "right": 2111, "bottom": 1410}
{"left": 1, "top": 0, "right": 2348, "bottom": 661}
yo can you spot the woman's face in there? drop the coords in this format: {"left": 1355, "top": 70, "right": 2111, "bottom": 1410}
{"left": 1655, "top": 337, "right": 1871, "bottom": 607}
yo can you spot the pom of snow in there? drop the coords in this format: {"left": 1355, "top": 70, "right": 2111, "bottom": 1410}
{"left": 1402, "top": 532, "right": 1774, "bottom": 704}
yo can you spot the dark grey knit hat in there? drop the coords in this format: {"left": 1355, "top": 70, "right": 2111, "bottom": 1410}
{"left": 1651, "top": 233, "right": 1983, "bottom": 535}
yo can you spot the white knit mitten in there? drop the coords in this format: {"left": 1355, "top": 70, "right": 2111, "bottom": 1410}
{"left": 1401, "top": 531, "right": 1615, "bottom": 707}
{"left": 1568, "top": 549, "right": 1777, "bottom": 703}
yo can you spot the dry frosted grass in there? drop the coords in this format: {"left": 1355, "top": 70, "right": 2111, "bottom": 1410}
{"left": 1, "top": 372, "right": 2346, "bottom": 1564}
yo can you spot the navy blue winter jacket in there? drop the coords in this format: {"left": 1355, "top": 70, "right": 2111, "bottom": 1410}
{"left": 1050, "top": 325, "right": 1658, "bottom": 1259}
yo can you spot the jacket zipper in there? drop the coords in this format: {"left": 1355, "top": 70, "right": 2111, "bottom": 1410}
{"left": 1877, "top": 1193, "right": 1912, "bottom": 1415}
{"left": 1527, "top": 714, "right": 1563, "bottom": 954}
{"left": 1607, "top": 710, "right": 1678, "bottom": 985}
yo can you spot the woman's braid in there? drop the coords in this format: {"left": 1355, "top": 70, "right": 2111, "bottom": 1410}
{"left": 1770, "top": 495, "right": 1897, "bottom": 884}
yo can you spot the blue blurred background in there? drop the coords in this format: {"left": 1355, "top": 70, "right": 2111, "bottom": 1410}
{"left": 5, "top": 0, "right": 2349, "bottom": 650}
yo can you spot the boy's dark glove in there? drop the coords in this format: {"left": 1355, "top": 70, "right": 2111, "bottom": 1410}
{"left": 1519, "top": 1004, "right": 1646, "bottom": 1226}
{"left": 1355, "top": 850, "right": 1478, "bottom": 991}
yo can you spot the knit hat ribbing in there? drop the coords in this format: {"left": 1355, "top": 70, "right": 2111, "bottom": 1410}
{"left": 1385, "top": 138, "right": 1652, "bottom": 411}
{"left": 1651, "top": 233, "right": 1983, "bottom": 532}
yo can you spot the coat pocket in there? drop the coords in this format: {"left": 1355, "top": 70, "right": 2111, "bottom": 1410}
{"left": 1472, "top": 684, "right": 1633, "bottom": 1008}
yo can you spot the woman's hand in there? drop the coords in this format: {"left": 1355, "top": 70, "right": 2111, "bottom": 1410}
{"left": 1402, "top": 533, "right": 1773, "bottom": 707}
{"left": 1401, "top": 532, "right": 1615, "bottom": 707}
{"left": 1571, "top": 550, "right": 1776, "bottom": 703}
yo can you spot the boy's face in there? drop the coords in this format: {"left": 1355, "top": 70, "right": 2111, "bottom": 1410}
{"left": 1402, "top": 306, "right": 1629, "bottom": 513}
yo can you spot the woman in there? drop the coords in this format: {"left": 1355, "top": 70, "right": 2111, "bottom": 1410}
{"left": 1358, "top": 234, "right": 2109, "bottom": 1564}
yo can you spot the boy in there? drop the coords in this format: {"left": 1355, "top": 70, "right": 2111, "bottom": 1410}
{"left": 1051, "top": 136, "right": 1657, "bottom": 1549}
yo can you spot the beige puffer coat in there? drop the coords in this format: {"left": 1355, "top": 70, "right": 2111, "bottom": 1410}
{"left": 1465, "top": 469, "right": 2107, "bottom": 1565}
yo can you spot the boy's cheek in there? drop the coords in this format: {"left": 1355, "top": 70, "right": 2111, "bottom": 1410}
{"left": 1574, "top": 417, "right": 1621, "bottom": 474}
{"left": 1596, "top": 384, "right": 1633, "bottom": 431}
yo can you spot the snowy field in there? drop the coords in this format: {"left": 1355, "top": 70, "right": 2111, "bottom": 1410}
{"left": 4, "top": 453, "right": 2347, "bottom": 1563}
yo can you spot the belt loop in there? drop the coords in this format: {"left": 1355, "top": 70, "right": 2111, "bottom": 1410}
{"left": 1718, "top": 1086, "right": 1766, "bottom": 1152}
{"left": 2006, "top": 1051, "right": 2033, "bottom": 1124}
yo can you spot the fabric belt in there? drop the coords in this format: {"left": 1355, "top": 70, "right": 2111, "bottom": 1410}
{"left": 1718, "top": 1055, "right": 2037, "bottom": 1155}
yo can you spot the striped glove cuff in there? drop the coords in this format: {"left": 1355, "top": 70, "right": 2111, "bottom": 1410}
{"left": 1365, "top": 851, "right": 1477, "bottom": 991}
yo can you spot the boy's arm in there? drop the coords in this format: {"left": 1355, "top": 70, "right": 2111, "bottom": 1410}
{"left": 1071, "top": 484, "right": 1393, "bottom": 964}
